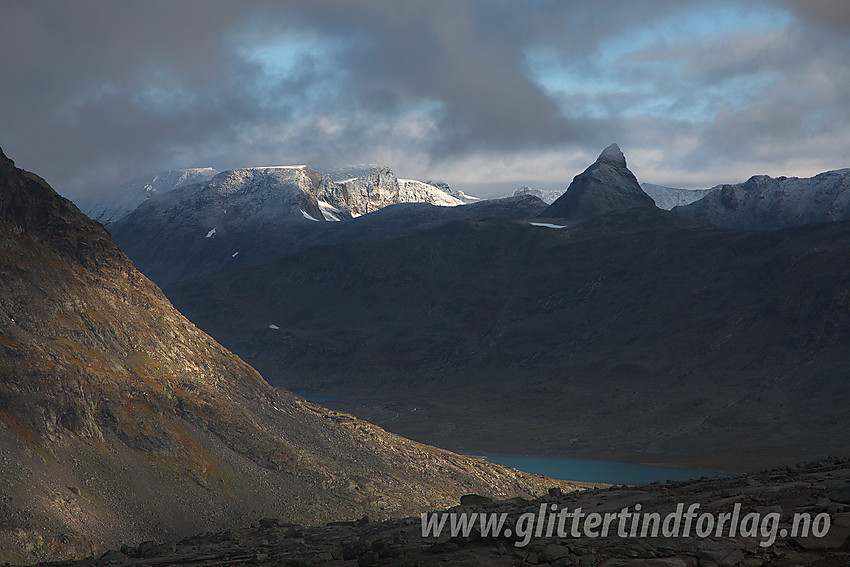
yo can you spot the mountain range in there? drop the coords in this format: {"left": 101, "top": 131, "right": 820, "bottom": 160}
{"left": 144, "top": 145, "right": 850, "bottom": 475}
{"left": 0, "top": 148, "right": 573, "bottom": 564}
{"left": 106, "top": 167, "right": 545, "bottom": 286}
{"left": 14, "top": 139, "right": 850, "bottom": 561}
{"left": 86, "top": 163, "right": 467, "bottom": 226}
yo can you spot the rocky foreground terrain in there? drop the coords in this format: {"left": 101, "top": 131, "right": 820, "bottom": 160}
{"left": 29, "top": 458, "right": 850, "bottom": 567}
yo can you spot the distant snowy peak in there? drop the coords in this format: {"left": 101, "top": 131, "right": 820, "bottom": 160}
{"left": 196, "top": 166, "right": 325, "bottom": 223}
{"left": 674, "top": 168, "right": 850, "bottom": 231}
{"left": 398, "top": 179, "right": 464, "bottom": 207}
{"left": 317, "top": 164, "right": 398, "bottom": 216}
{"left": 512, "top": 187, "right": 563, "bottom": 205}
{"left": 425, "top": 181, "right": 481, "bottom": 203}
{"left": 85, "top": 167, "right": 218, "bottom": 224}
{"left": 95, "top": 162, "right": 471, "bottom": 228}
{"left": 641, "top": 183, "right": 714, "bottom": 210}
{"left": 317, "top": 165, "right": 469, "bottom": 215}
{"left": 203, "top": 166, "right": 323, "bottom": 200}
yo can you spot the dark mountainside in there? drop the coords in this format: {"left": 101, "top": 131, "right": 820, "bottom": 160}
{"left": 539, "top": 144, "right": 657, "bottom": 220}
{"left": 108, "top": 180, "right": 547, "bottom": 286}
{"left": 0, "top": 148, "right": 577, "bottom": 565}
{"left": 165, "top": 147, "right": 850, "bottom": 474}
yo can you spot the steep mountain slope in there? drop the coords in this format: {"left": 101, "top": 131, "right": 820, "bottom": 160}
{"left": 674, "top": 168, "right": 850, "bottom": 230}
{"left": 167, "top": 207, "right": 850, "bottom": 473}
{"left": 0, "top": 148, "right": 574, "bottom": 565}
{"left": 82, "top": 168, "right": 218, "bottom": 224}
{"left": 540, "top": 144, "right": 657, "bottom": 219}
{"left": 105, "top": 166, "right": 337, "bottom": 286}
{"left": 641, "top": 183, "right": 713, "bottom": 210}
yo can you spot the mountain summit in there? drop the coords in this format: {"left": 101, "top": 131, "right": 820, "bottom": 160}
{"left": 540, "top": 144, "right": 656, "bottom": 220}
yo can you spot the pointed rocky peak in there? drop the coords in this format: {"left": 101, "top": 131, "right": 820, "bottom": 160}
{"left": 539, "top": 144, "right": 656, "bottom": 220}
{"left": 596, "top": 143, "right": 627, "bottom": 168}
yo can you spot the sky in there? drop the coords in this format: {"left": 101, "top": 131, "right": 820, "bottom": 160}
{"left": 1, "top": 0, "right": 849, "bottom": 202}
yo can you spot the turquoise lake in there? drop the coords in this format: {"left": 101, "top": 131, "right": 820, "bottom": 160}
{"left": 485, "top": 455, "right": 731, "bottom": 485}
{"left": 300, "top": 395, "right": 730, "bottom": 485}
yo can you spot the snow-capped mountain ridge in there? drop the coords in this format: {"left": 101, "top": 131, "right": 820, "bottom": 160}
{"left": 90, "top": 162, "right": 472, "bottom": 226}
{"left": 398, "top": 178, "right": 464, "bottom": 207}
{"left": 674, "top": 168, "right": 850, "bottom": 230}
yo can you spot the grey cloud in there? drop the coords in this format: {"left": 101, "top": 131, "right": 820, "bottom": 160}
{"left": 1, "top": 0, "right": 848, "bottom": 201}
{"left": 777, "top": 0, "right": 850, "bottom": 31}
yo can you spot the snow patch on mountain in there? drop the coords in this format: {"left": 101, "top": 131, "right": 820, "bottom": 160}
{"left": 317, "top": 200, "right": 343, "bottom": 221}
{"left": 529, "top": 222, "right": 567, "bottom": 229}
{"left": 301, "top": 209, "right": 321, "bottom": 222}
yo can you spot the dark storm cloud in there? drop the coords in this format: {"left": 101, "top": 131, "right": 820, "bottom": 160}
{"left": 778, "top": 0, "right": 850, "bottom": 30}
{"left": 1, "top": 0, "right": 849, "bottom": 199}
{"left": 0, "top": 0, "right": 680, "bottom": 197}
